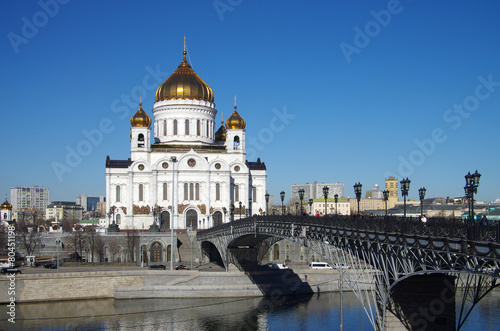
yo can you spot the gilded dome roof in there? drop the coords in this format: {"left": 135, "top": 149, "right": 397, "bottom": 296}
{"left": 0, "top": 198, "right": 12, "bottom": 211}
{"left": 225, "top": 106, "right": 246, "bottom": 129}
{"left": 130, "top": 103, "right": 151, "bottom": 127}
{"left": 155, "top": 51, "right": 214, "bottom": 103}
{"left": 215, "top": 122, "right": 227, "bottom": 141}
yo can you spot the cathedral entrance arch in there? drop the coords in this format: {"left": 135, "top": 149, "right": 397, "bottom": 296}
{"left": 186, "top": 209, "right": 198, "bottom": 230}
{"left": 213, "top": 211, "right": 223, "bottom": 227}
{"left": 160, "top": 211, "right": 170, "bottom": 230}
{"left": 151, "top": 242, "right": 163, "bottom": 262}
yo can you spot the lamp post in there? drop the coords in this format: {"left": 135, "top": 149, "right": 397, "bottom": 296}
{"left": 308, "top": 199, "right": 313, "bottom": 215}
{"left": 298, "top": 189, "right": 305, "bottom": 216}
{"left": 265, "top": 193, "right": 270, "bottom": 215}
{"left": 334, "top": 194, "right": 339, "bottom": 215}
{"left": 170, "top": 156, "right": 177, "bottom": 271}
{"left": 464, "top": 170, "right": 481, "bottom": 222}
{"left": 323, "top": 186, "right": 329, "bottom": 216}
{"left": 354, "top": 183, "right": 362, "bottom": 216}
{"left": 239, "top": 201, "right": 242, "bottom": 219}
{"left": 418, "top": 187, "right": 426, "bottom": 218}
{"left": 248, "top": 198, "right": 252, "bottom": 217}
{"left": 383, "top": 190, "right": 389, "bottom": 217}
{"left": 280, "top": 191, "right": 285, "bottom": 215}
{"left": 230, "top": 203, "right": 234, "bottom": 222}
{"left": 400, "top": 178, "right": 411, "bottom": 220}
{"left": 294, "top": 202, "right": 298, "bottom": 216}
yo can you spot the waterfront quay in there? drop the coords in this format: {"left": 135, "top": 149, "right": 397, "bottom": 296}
{"left": 0, "top": 263, "right": 348, "bottom": 304}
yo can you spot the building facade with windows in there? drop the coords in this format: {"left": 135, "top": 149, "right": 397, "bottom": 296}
{"left": 76, "top": 195, "right": 106, "bottom": 212}
{"left": 105, "top": 49, "right": 267, "bottom": 231}
{"left": 10, "top": 186, "right": 49, "bottom": 211}
{"left": 45, "top": 201, "right": 84, "bottom": 222}
{"left": 290, "top": 181, "right": 344, "bottom": 203}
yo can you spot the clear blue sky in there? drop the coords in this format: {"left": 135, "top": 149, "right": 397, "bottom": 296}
{"left": 1, "top": 0, "right": 499, "bottom": 204}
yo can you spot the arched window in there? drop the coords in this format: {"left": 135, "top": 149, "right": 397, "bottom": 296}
{"left": 197, "top": 120, "right": 201, "bottom": 136}
{"left": 195, "top": 183, "right": 200, "bottom": 200}
{"left": 233, "top": 136, "right": 240, "bottom": 149}
{"left": 185, "top": 119, "right": 189, "bottom": 135}
{"left": 116, "top": 186, "right": 121, "bottom": 202}
{"left": 253, "top": 186, "right": 257, "bottom": 202}
{"left": 173, "top": 119, "right": 178, "bottom": 135}
{"left": 216, "top": 183, "right": 220, "bottom": 201}
{"left": 163, "top": 120, "right": 167, "bottom": 136}
{"left": 189, "top": 183, "right": 194, "bottom": 200}
{"left": 206, "top": 121, "right": 209, "bottom": 138}
{"left": 116, "top": 214, "right": 121, "bottom": 224}
{"left": 163, "top": 183, "right": 167, "bottom": 200}
{"left": 139, "top": 184, "right": 144, "bottom": 201}
{"left": 273, "top": 244, "right": 280, "bottom": 260}
{"left": 138, "top": 133, "right": 144, "bottom": 147}
{"left": 184, "top": 183, "right": 188, "bottom": 200}
{"left": 234, "top": 184, "right": 239, "bottom": 202}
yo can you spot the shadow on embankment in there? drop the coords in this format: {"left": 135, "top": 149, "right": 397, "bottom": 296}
{"left": 241, "top": 264, "right": 314, "bottom": 297}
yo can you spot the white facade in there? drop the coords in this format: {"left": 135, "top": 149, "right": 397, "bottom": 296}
{"left": 10, "top": 186, "right": 49, "bottom": 211}
{"left": 105, "top": 52, "right": 267, "bottom": 231}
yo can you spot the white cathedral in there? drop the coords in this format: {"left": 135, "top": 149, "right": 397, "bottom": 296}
{"left": 105, "top": 49, "right": 267, "bottom": 231}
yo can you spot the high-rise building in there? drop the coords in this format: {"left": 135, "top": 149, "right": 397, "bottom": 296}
{"left": 10, "top": 186, "right": 49, "bottom": 211}
{"left": 291, "top": 181, "right": 344, "bottom": 202}
{"left": 76, "top": 195, "right": 106, "bottom": 212}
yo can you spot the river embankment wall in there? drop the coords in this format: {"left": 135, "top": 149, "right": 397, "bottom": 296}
{"left": 0, "top": 268, "right": 345, "bottom": 303}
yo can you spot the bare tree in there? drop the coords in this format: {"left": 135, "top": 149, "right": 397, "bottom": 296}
{"left": 126, "top": 231, "right": 139, "bottom": 263}
{"left": 17, "top": 230, "right": 43, "bottom": 256}
{"left": 0, "top": 226, "right": 8, "bottom": 256}
{"left": 108, "top": 239, "right": 121, "bottom": 263}
{"left": 62, "top": 218, "right": 78, "bottom": 232}
{"left": 68, "top": 230, "right": 86, "bottom": 261}
{"left": 94, "top": 233, "right": 105, "bottom": 263}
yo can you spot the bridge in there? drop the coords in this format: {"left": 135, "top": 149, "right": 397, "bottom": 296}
{"left": 197, "top": 215, "right": 500, "bottom": 330}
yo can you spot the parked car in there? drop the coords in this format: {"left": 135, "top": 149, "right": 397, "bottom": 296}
{"left": 310, "top": 262, "right": 333, "bottom": 270}
{"left": 175, "top": 265, "right": 190, "bottom": 270}
{"left": 149, "top": 264, "right": 166, "bottom": 270}
{"left": 1, "top": 267, "right": 22, "bottom": 274}
{"left": 44, "top": 263, "right": 57, "bottom": 269}
{"left": 334, "top": 264, "right": 351, "bottom": 270}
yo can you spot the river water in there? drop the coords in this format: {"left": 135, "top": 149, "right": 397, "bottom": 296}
{"left": 1, "top": 290, "right": 499, "bottom": 330}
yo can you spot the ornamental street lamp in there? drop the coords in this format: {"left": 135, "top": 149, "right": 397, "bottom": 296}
{"left": 308, "top": 199, "right": 313, "bottom": 215}
{"left": 239, "top": 201, "right": 243, "bottom": 219}
{"left": 170, "top": 156, "right": 177, "bottom": 270}
{"left": 464, "top": 170, "right": 481, "bottom": 222}
{"left": 265, "top": 193, "right": 270, "bottom": 215}
{"left": 334, "top": 194, "right": 339, "bottom": 215}
{"left": 323, "top": 186, "right": 329, "bottom": 216}
{"left": 418, "top": 187, "right": 426, "bottom": 218}
{"left": 400, "top": 178, "right": 411, "bottom": 220}
{"left": 280, "top": 191, "right": 285, "bottom": 215}
{"left": 248, "top": 198, "right": 252, "bottom": 217}
{"left": 298, "top": 189, "right": 305, "bottom": 215}
{"left": 383, "top": 190, "right": 389, "bottom": 217}
{"left": 354, "top": 183, "right": 362, "bottom": 216}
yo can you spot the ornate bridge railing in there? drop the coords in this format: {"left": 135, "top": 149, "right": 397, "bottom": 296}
{"left": 199, "top": 214, "right": 500, "bottom": 250}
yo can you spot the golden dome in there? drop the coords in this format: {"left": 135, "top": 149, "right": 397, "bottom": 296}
{"left": 155, "top": 51, "right": 214, "bottom": 103}
{"left": 225, "top": 106, "right": 246, "bottom": 129}
{"left": 130, "top": 102, "right": 151, "bottom": 127}
{"left": 215, "top": 122, "right": 227, "bottom": 141}
{"left": 1, "top": 198, "right": 12, "bottom": 211}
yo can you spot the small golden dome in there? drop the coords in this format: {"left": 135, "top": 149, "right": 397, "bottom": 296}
{"left": 155, "top": 51, "right": 214, "bottom": 103}
{"left": 130, "top": 102, "right": 151, "bottom": 127}
{"left": 225, "top": 106, "right": 246, "bottom": 129}
{"left": 215, "top": 122, "right": 227, "bottom": 141}
{"left": 0, "top": 198, "right": 12, "bottom": 211}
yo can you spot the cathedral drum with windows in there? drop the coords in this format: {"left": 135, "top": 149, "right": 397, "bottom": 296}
{"left": 105, "top": 50, "right": 267, "bottom": 231}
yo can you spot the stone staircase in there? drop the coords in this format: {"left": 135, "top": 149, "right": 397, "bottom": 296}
{"left": 175, "top": 230, "right": 202, "bottom": 266}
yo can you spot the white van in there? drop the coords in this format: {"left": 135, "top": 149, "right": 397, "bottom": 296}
{"left": 310, "top": 262, "right": 333, "bottom": 270}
